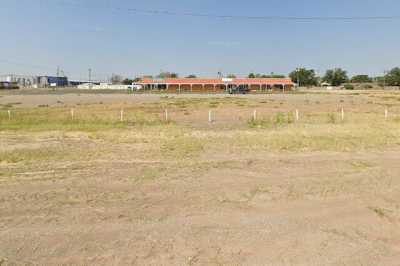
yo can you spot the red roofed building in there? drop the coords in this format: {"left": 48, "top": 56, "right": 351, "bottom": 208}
{"left": 135, "top": 77, "right": 294, "bottom": 93}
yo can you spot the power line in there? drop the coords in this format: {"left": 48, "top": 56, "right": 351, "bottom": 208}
{"left": 47, "top": 1, "right": 400, "bottom": 22}
{"left": 119, "top": 8, "right": 400, "bottom": 21}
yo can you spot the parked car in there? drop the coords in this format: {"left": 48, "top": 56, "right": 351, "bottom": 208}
{"left": 0, "top": 81, "right": 19, "bottom": 90}
{"left": 129, "top": 84, "right": 143, "bottom": 90}
{"left": 229, "top": 85, "right": 250, "bottom": 94}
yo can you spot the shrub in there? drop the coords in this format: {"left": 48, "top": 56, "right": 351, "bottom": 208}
{"left": 327, "top": 113, "right": 336, "bottom": 124}
{"left": 363, "top": 84, "right": 373, "bottom": 89}
{"left": 248, "top": 119, "right": 272, "bottom": 128}
{"left": 275, "top": 112, "right": 286, "bottom": 125}
{"left": 287, "top": 112, "right": 295, "bottom": 124}
{"left": 344, "top": 84, "right": 354, "bottom": 90}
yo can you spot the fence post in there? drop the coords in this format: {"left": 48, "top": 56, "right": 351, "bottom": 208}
{"left": 120, "top": 109, "right": 124, "bottom": 122}
{"left": 253, "top": 110, "right": 257, "bottom": 121}
{"left": 295, "top": 109, "right": 299, "bottom": 122}
{"left": 165, "top": 109, "right": 168, "bottom": 122}
{"left": 8, "top": 110, "right": 11, "bottom": 120}
{"left": 71, "top": 108, "right": 74, "bottom": 121}
{"left": 209, "top": 110, "right": 213, "bottom": 123}
{"left": 385, "top": 107, "right": 388, "bottom": 121}
{"left": 341, "top": 108, "right": 345, "bottom": 122}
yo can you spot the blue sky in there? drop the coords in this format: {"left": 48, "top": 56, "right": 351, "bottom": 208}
{"left": 1, "top": 0, "right": 400, "bottom": 80}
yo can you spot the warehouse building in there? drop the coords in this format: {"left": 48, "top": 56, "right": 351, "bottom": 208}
{"left": 0, "top": 74, "right": 68, "bottom": 87}
{"left": 135, "top": 77, "right": 294, "bottom": 93}
{"left": 0, "top": 74, "right": 36, "bottom": 87}
{"left": 37, "top": 76, "right": 68, "bottom": 87}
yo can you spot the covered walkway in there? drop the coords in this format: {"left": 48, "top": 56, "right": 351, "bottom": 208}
{"left": 136, "top": 77, "right": 294, "bottom": 93}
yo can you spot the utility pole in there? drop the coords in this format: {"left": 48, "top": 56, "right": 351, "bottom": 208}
{"left": 383, "top": 70, "right": 387, "bottom": 90}
{"left": 297, "top": 67, "right": 301, "bottom": 88}
{"left": 57, "top": 66, "right": 60, "bottom": 77}
{"left": 88, "top": 68, "right": 92, "bottom": 89}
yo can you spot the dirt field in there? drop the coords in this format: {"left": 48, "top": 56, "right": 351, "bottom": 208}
{"left": 1, "top": 90, "right": 400, "bottom": 265}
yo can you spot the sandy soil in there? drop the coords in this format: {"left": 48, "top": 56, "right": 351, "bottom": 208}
{"left": 1, "top": 91, "right": 400, "bottom": 265}
{"left": 0, "top": 90, "right": 367, "bottom": 108}
{"left": 1, "top": 133, "right": 400, "bottom": 265}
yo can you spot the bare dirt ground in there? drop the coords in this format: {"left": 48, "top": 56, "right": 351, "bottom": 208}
{"left": 1, "top": 90, "right": 400, "bottom": 265}
{"left": 0, "top": 89, "right": 374, "bottom": 109}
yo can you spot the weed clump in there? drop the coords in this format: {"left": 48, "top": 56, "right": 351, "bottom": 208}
{"left": 248, "top": 112, "right": 295, "bottom": 128}
{"left": 275, "top": 112, "right": 286, "bottom": 125}
{"left": 327, "top": 113, "right": 337, "bottom": 124}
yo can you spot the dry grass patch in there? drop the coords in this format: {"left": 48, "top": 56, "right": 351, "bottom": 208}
{"left": 0, "top": 105, "right": 166, "bottom": 131}
{"left": 0, "top": 147, "right": 70, "bottom": 164}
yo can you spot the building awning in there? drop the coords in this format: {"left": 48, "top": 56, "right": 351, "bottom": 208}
{"left": 137, "top": 77, "right": 294, "bottom": 86}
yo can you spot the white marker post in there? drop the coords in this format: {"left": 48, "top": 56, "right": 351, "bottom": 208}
{"left": 209, "top": 110, "right": 213, "bottom": 123}
{"left": 341, "top": 108, "right": 345, "bottom": 122}
{"left": 120, "top": 109, "right": 124, "bottom": 122}
{"left": 71, "top": 108, "right": 74, "bottom": 121}
{"left": 253, "top": 110, "right": 257, "bottom": 121}
{"left": 165, "top": 109, "right": 168, "bottom": 122}
{"left": 295, "top": 109, "right": 299, "bottom": 122}
{"left": 385, "top": 107, "right": 388, "bottom": 121}
{"left": 8, "top": 110, "right": 11, "bottom": 120}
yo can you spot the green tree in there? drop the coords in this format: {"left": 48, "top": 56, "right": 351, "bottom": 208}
{"left": 226, "top": 74, "right": 236, "bottom": 78}
{"left": 323, "top": 68, "right": 349, "bottom": 86}
{"left": 351, "top": 75, "right": 372, "bottom": 83}
{"left": 157, "top": 72, "right": 179, "bottom": 79}
{"left": 122, "top": 78, "right": 134, "bottom": 85}
{"left": 289, "top": 68, "right": 318, "bottom": 87}
{"left": 110, "top": 74, "right": 124, "bottom": 84}
{"left": 261, "top": 74, "right": 285, "bottom": 78}
{"left": 186, "top": 75, "right": 197, "bottom": 78}
{"left": 375, "top": 76, "right": 385, "bottom": 87}
{"left": 385, "top": 67, "right": 400, "bottom": 86}
{"left": 249, "top": 73, "right": 275, "bottom": 78}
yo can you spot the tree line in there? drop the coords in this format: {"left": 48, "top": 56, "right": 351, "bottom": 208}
{"left": 288, "top": 67, "right": 400, "bottom": 87}
{"left": 118, "top": 68, "right": 400, "bottom": 87}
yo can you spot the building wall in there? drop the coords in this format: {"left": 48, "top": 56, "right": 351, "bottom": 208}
{"left": 0, "top": 75, "right": 12, "bottom": 82}
{"left": 38, "top": 76, "right": 69, "bottom": 87}
{"left": 0, "top": 75, "right": 36, "bottom": 86}
{"left": 152, "top": 83, "right": 292, "bottom": 93}
{"left": 0, "top": 75, "right": 69, "bottom": 87}
{"left": 165, "top": 84, "right": 226, "bottom": 93}
{"left": 77, "top": 84, "right": 131, "bottom": 90}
